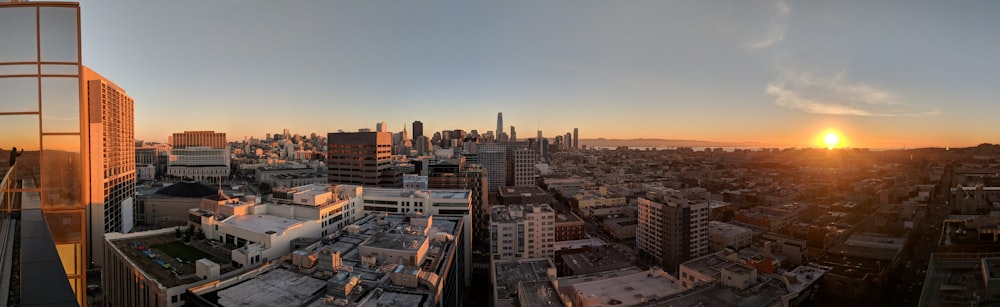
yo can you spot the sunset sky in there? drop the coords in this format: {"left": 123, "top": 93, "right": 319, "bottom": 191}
{"left": 80, "top": 0, "right": 1000, "bottom": 148}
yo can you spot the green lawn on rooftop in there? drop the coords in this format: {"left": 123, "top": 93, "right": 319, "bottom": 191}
{"left": 152, "top": 241, "right": 213, "bottom": 262}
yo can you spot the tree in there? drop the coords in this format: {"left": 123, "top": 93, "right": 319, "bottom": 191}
{"left": 175, "top": 227, "right": 182, "bottom": 238}
{"left": 259, "top": 182, "right": 272, "bottom": 195}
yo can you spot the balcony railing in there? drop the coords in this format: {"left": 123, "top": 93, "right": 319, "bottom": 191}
{"left": 1, "top": 163, "right": 79, "bottom": 306}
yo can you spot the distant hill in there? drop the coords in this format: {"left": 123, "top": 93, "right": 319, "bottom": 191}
{"left": 579, "top": 138, "right": 771, "bottom": 148}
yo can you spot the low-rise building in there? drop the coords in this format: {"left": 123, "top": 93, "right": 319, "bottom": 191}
{"left": 602, "top": 217, "right": 638, "bottom": 240}
{"left": 491, "top": 258, "right": 567, "bottom": 307}
{"left": 708, "top": 221, "right": 752, "bottom": 252}
{"left": 554, "top": 212, "right": 586, "bottom": 241}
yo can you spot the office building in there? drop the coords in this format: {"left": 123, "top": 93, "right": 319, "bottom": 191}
{"left": 490, "top": 204, "right": 555, "bottom": 260}
{"left": 497, "top": 112, "right": 504, "bottom": 138}
{"left": 637, "top": 194, "right": 709, "bottom": 273}
{"left": 510, "top": 125, "right": 516, "bottom": 141}
{"left": 412, "top": 120, "right": 424, "bottom": 140}
{"left": 167, "top": 130, "right": 229, "bottom": 182}
{"left": 376, "top": 121, "right": 387, "bottom": 132}
{"left": 427, "top": 158, "right": 490, "bottom": 240}
{"left": 564, "top": 132, "right": 572, "bottom": 150}
{"left": 84, "top": 67, "right": 136, "bottom": 268}
{"left": 479, "top": 144, "right": 507, "bottom": 192}
{"left": 327, "top": 131, "right": 400, "bottom": 187}
{"left": 0, "top": 1, "right": 89, "bottom": 304}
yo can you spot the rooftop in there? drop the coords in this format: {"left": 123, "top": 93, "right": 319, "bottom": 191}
{"left": 107, "top": 229, "right": 237, "bottom": 288}
{"left": 217, "top": 268, "right": 327, "bottom": 307}
{"left": 493, "top": 258, "right": 555, "bottom": 301}
{"left": 570, "top": 269, "right": 685, "bottom": 306}
{"left": 224, "top": 214, "right": 303, "bottom": 235}
{"left": 918, "top": 254, "right": 997, "bottom": 307}
{"left": 681, "top": 252, "right": 749, "bottom": 281}
{"left": 362, "top": 232, "right": 426, "bottom": 251}
{"left": 709, "top": 221, "right": 752, "bottom": 237}
{"left": 361, "top": 187, "right": 470, "bottom": 200}
{"left": 653, "top": 275, "right": 791, "bottom": 307}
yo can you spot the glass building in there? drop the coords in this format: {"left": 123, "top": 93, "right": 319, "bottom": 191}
{"left": 1, "top": 1, "right": 88, "bottom": 305}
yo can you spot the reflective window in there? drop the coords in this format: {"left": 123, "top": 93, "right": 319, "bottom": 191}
{"left": 0, "top": 77, "right": 40, "bottom": 112}
{"left": 0, "top": 115, "right": 40, "bottom": 190}
{"left": 41, "top": 77, "right": 80, "bottom": 133}
{"left": 41, "top": 64, "right": 79, "bottom": 75}
{"left": 0, "top": 64, "right": 38, "bottom": 76}
{"left": 0, "top": 7, "right": 38, "bottom": 63}
{"left": 39, "top": 7, "right": 79, "bottom": 63}
{"left": 41, "top": 135, "right": 82, "bottom": 208}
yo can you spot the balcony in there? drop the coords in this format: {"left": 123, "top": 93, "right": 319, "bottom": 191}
{"left": 1, "top": 163, "right": 79, "bottom": 306}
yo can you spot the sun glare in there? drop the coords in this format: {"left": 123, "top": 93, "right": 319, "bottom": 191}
{"left": 823, "top": 132, "right": 841, "bottom": 150}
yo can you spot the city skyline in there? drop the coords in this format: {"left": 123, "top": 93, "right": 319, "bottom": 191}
{"left": 80, "top": 1, "right": 1000, "bottom": 148}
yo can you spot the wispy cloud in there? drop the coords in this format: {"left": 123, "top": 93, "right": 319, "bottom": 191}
{"left": 746, "top": 0, "right": 789, "bottom": 49}
{"left": 766, "top": 70, "right": 938, "bottom": 117}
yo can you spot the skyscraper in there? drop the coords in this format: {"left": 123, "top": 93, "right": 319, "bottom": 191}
{"left": 496, "top": 112, "right": 504, "bottom": 138}
{"left": 0, "top": 1, "right": 89, "bottom": 304}
{"left": 84, "top": 67, "right": 136, "bottom": 268}
{"left": 376, "top": 121, "right": 388, "bottom": 132}
{"left": 327, "top": 131, "right": 400, "bottom": 187}
{"left": 412, "top": 120, "right": 424, "bottom": 140}
{"left": 565, "top": 132, "right": 572, "bottom": 150}
{"left": 573, "top": 128, "right": 579, "bottom": 149}
{"left": 637, "top": 195, "right": 709, "bottom": 273}
{"left": 510, "top": 125, "right": 516, "bottom": 141}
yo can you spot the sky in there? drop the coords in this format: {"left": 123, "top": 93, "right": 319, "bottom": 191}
{"left": 80, "top": 0, "right": 1000, "bottom": 148}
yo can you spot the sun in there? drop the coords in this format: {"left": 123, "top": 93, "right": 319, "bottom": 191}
{"left": 823, "top": 132, "right": 841, "bottom": 150}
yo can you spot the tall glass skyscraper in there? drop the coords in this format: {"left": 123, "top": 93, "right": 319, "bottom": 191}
{"left": 1, "top": 1, "right": 89, "bottom": 305}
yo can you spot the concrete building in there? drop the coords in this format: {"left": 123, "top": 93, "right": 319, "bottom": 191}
{"left": 103, "top": 227, "right": 241, "bottom": 307}
{"left": 167, "top": 146, "right": 230, "bottom": 182}
{"left": 573, "top": 128, "right": 578, "bottom": 149}
{"left": 426, "top": 158, "right": 489, "bottom": 240}
{"left": 560, "top": 268, "right": 684, "bottom": 307}
{"left": 559, "top": 244, "right": 634, "bottom": 276}
{"left": 513, "top": 148, "right": 538, "bottom": 187}
{"left": 708, "top": 221, "right": 752, "bottom": 252}
{"left": 412, "top": 120, "right": 424, "bottom": 140}
{"left": 327, "top": 131, "right": 401, "bottom": 187}
{"left": 136, "top": 181, "right": 229, "bottom": 229}
{"left": 637, "top": 194, "right": 709, "bottom": 273}
{"left": 491, "top": 258, "right": 567, "bottom": 307}
{"left": 602, "top": 217, "right": 638, "bottom": 240}
{"left": 491, "top": 204, "right": 556, "bottom": 260}
{"left": 84, "top": 67, "right": 136, "bottom": 268}
{"left": 187, "top": 214, "right": 470, "bottom": 307}
{"left": 478, "top": 143, "right": 507, "bottom": 192}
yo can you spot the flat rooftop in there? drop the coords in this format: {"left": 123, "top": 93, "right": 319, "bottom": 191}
{"left": 570, "top": 269, "right": 685, "bottom": 306}
{"left": 225, "top": 214, "right": 303, "bottom": 235}
{"left": 682, "top": 253, "right": 747, "bottom": 280}
{"left": 107, "top": 230, "right": 236, "bottom": 288}
{"left": 361, "top": 187, "right": 469, "bottom": 200}
{"left": 362, "top": 232, "right": 426, "bottom": 251}
{"left": 357, "top": 290, "right": 428, "bottom": 307}
{"left": 653, "top": 276, "right": 791, "bottom": 307}
{"left": 552, "top": 238, "right": 606, "bottom": 251}
{"left": 919, "top": 255, "right": 993, "bottom": 307}
{"left": 217, "top": 268, "right": 326, "bottom": 307}
{"left": 494, "top": 259, "right": 553, "bottom": 301}
{"left": 709, "top": 221, "right": 752, "bottom": 237}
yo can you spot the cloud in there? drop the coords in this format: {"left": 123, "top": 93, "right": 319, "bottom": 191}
{"left": 765, "top": 70, "right": 938, "bottom": 117}
{"left": 746, "top": 0, "right": 789, "bottom": 49}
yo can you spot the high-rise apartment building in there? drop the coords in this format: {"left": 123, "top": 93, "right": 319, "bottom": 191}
{"left": 0, "top": 1, "right": 90, "bottom": 304}
{"left": 490, "top": 203, "right": 555, "bottom": 260}
{"left": 412, "top": 120, "right": 423, "bottom": 140}
{"left": 170, "top": 130, "right": 226, "bottom": 149}
{"left": 84, "top": 67, "right": 136, "bottom": 268}
{"left": 512, "top": 148, "right": 538, "bottom": 187}
{"left": 327, "top": 131, "right": 401, "bottom": 187}
{"left": 573, "top": 128, "right": 579, "bottom": 149}
{"left": 637, "top": 194, "right": 709, "bottom": 273}
{"left": 497, "top": 112, "right": 504, "bottom": 138}
{"left": 478, "top": 144, "right": 507, "bottom": 192}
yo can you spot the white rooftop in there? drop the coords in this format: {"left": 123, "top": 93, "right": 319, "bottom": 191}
{"left": 225, "top": 214, "right": 302, "bottom": 235}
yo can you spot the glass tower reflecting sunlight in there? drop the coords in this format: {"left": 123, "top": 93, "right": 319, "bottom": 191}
{"left": 1, "top": 1, "right": 88, "bottom": 305}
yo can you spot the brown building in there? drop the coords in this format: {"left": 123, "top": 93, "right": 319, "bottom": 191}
{"left": 427, "top": 158, "right": 489, "bottom": 240}
{"left": 554, "top": 212, "right": 586, "bottom": 241}
{"left": 170, "top": 130, "right": 226, "bottom": 149}
{"left": 327, "top": 131, "right": 401, "bottom": 187}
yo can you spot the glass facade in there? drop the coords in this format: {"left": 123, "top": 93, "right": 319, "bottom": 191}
{"left": 0, "top": 2, "right": 87, "bottom": 305}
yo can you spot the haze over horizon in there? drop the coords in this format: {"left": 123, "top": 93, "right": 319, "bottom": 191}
{"left": 80, "top": 0, "right": 1000, "bottom": 148}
